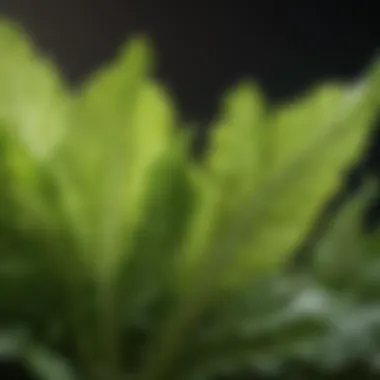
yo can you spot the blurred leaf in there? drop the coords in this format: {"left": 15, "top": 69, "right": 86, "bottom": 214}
{"left": 24, "top": 344, "right": 78, "bottom": 380}
{"left": 141, "top": 62, "right": 380, "bottom": 380}
{"left": 0, "top": 19, "right": 72, "bottom": 328}
{"left": 230, "top": 74, "right": 380, "bottom": 279}
{"left": 120, "top": 143, "right": 196, "bottom": 326}
{"left": 179, "top": 277, "right": 340, "bottom": 380}
{"left": 0, "top": 18, "right": 70, "bottom": 227}
{"left": 0, "top": 19, "right": 69, "bottom": 158}
{"left": 178, "top": 82, "right": 266, "bottom": 278}
{"left": 51, "top": 41, "right": 178, "bottom": 282}
{"left": 180, "top": 66, "right": 380, "bottom": 293}
{"left": 314, "top": 179, "right": 378, "bottom": 288}
{"left": 1, "top": 18, "right": 380, "bottom": 380}
{"left": 0, "top": 328, "right": 29, "bottom": 360}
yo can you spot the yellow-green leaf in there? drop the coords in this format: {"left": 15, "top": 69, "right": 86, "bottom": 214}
{"left": 0, "top": 19, "right": 70, "bottom": 229}
{"left": 51, "top": 38, "right": 178, "bottom": 280}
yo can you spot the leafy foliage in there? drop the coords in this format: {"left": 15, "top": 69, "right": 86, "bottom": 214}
{"left": 0, "top": 18, "right": 380, "bottom": 380}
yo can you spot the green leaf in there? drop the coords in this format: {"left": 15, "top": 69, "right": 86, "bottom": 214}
{"left": 0, "top": 328, "right": 29, "bottom": 360}
{"left": 51, "top": 40, "right": 177, "bottom": 280}
{"left": 314, "top": 179, "right": 377, "bottom": 288}
{"left": 142, "top": 63, "right": 380, "bottom": 380}
{"left": 0, "top": 19, "right": 70, "bottom": 159}
{"left": 0, "top": 19, "right": 73, "bottom": 326}
{"left": 0, "top": 18, "right": 71, "bottom": 237}
{"left": 37, "top": 35, "right": 188, "bottom": 375}
{"left": 120, "top": 143, "right": 196, "bottom": 325}
{"left": 178, "top": 82, "right": 266, "bottom": 277}
{"left": 24, "top": 344, "right": 78, "bottom": 380}
{"left": 212, "top": 67, "right": 380, "bottom": 283}
{"left": 175, "top": 277, "right": 336, "bottom": 380}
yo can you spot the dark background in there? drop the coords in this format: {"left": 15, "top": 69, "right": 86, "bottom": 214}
{"left": 1, "top": 0, "right": 379, "bottom": 123}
